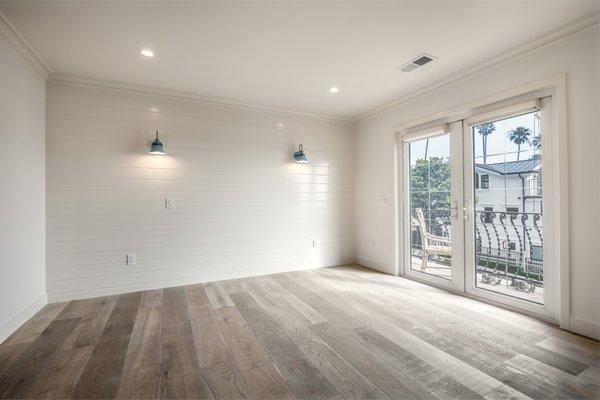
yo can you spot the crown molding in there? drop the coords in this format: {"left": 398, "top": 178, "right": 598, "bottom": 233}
{"left": 0, "top": 11, "right": 51, "bottom": 79}
{"left": 48, "top": 74, "right": 353, "bottom": 125}
{"left": 5, "top": 7, "right": 596, "bottom": 124}
{"left": 353, "top": 11, "right": 600, "bottom": 122}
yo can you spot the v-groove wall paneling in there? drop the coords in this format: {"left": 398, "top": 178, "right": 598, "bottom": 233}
{"left": 46, "top": 81, "right": 354, "bottom": 302}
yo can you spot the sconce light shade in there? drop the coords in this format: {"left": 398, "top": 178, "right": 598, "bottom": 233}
{"left": 149, "top": 131, "right": 166, "bottom": 155}
{"left": 293, "top": 144, "right": 308, "bottom": 163}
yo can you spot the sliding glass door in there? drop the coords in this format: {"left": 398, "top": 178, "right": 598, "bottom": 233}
{"left": 464, "top": 98, "right": 556, "bottom": 317}
{"left": 400, "top": 97, "right": 556, "bottom": 319}
{"left": 402, "top": 122, "right": 464, "bottom": 292}
{"left": 468, "top": 111, "right": 544, "bottom": 303}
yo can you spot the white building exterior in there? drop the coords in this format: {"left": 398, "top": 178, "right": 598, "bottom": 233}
{"left": 474, "top": 160, "right": 543, "bottom": 273}
{"left": 475, "top": 159, "right": 542, "bottom": 214}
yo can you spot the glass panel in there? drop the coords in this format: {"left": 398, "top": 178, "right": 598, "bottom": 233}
{"left": 408, "top": 133, "right": 452, "bottom": 279}
{"left": 472, "top": 112, "right": 543, "bottom": 303}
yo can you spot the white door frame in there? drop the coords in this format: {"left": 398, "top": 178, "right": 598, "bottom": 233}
{"left": 462, "top": 99, "right": 556, "bottom": 321}
{"left": 392, "top": 74, "right": 569, "bottom": 329}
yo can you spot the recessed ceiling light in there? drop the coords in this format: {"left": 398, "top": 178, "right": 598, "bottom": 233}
{"left": 329, "top": 87, "right": 339, "bottom": 94}
{"left": 140, "top": 48, "right": 154, "bottom": 58}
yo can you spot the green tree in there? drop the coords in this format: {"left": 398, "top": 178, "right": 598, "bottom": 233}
{"left": 410, "top": 157, "right": 451, "bottom": 235}
{"left": 476, "top": 123, "right": 495, "bottom": 164}
{"left": 507, "top": 126, "right": 532, "bottom": 160}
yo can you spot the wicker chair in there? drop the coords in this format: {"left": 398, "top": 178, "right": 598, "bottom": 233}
{"left": 413, "top": 208, "right": 451, "bottom": 271}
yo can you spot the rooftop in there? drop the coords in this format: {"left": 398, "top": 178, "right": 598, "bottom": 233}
{"left": 476, "top": 159, "right": 540, "bottom": 175}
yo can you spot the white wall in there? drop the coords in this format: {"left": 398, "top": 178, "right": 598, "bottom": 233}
{"left": 46, "top": 82, "right": 354, "bottom": 301}
{"left": 0, "top": 31, "right": 47, "bottom": 341}
{"left": 354, "top": 25, "right": 599, "bottom": 338}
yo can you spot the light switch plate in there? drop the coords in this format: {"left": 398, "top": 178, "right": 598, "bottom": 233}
{"left": 165, "top": 197, "right": 175, "bottom": 209}
{"left": 126, "top": 253, "right": 136, "bottom": 265}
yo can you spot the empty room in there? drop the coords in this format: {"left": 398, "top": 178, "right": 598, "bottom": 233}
{"left": 0, "top": 1, "right": 599, "bottom": 399}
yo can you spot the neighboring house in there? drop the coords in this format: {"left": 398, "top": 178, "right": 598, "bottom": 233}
{"left": 474, "top": 160, "right": 543, "bottom": 273}
{"left": 475, "top": 159, "right": 542, "bottom": 214}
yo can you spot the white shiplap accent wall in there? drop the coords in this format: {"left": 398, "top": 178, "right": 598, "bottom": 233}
{"left": 46, "top": 82, "right": 354, "bottom": 301}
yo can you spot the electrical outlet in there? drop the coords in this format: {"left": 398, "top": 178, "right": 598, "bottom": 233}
{"left": 312, "top": 239, "right": 318, "bottom": 249}
{"left": 126, "top": 253, "right": 136, "bottom": 265}
{"left": 165, "top": 197, "right": 175, "bottom": 209}
{"left": 382, "top": 195, "right": 389, "bottom": 206}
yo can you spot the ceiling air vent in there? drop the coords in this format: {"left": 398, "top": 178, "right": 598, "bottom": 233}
{"left": 398, "top": 53, "right": 436, "bottom": 72}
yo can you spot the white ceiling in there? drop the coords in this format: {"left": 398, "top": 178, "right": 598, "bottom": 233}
{"left": 1, "top": 1, "right": 598, "bottom": 119}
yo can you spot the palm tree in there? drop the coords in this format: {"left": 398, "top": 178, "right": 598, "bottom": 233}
{"left": 531, "top": 134, "right": 541, "bottom": 150}
{"left": 476, "top": 123, "right": 495, "bottom": 164}
{"left": 507, "top": 126, "right": 532, "bottom": 160}
{"left": 529, "top": 134, "right": 541, "bottom": 160}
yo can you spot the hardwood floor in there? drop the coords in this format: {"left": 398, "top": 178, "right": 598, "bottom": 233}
{"left": 0, "top": 265, "right": 598, "bottom": 399}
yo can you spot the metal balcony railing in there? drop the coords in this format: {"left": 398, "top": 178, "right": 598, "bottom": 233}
{"left": 474, "top": 210, "right": 543, "bottom": 285}
{"left": 410, "top": 209, "right": 544, "bottom": 286}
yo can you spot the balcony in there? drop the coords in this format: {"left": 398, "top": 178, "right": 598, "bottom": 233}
{"left": 410, "top": 209, "right": 544, "bottom": 304}
{"left": 474, "top": 209, "right": 543, "bottom": 303}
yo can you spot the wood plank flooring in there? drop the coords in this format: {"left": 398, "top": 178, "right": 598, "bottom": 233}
{"left": 1, "top": 265, "right": 598, "bottom": 399}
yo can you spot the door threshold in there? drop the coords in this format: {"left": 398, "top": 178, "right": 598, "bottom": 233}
{"left": 399, "top": 272, "right": 559, "bottom": 326}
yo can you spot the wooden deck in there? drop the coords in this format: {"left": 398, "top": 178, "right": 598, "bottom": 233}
{"left": 0, "top": 265, "right": 598, "bottom": 399}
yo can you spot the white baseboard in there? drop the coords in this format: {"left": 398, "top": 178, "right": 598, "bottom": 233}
{"left": 354, "top": 256, "right": 395, "bottom": 274}
{"left": 570, "top": 316, "right": 600, "bottom": 340}
{"left": 0, "top": 293, "right": 47, "bottom": 344}
{"left": 47, "top": 260, "right": 354, "bottom": 303}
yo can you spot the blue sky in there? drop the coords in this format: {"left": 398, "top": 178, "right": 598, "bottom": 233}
{"left": 409, "top": 111, "right": 541, "bottom": 165}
